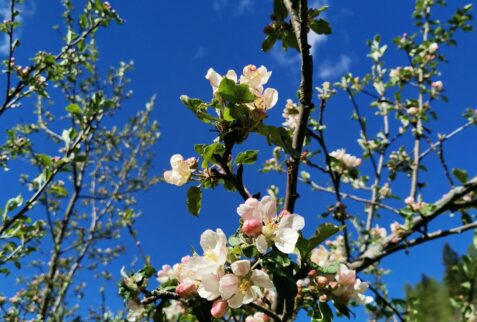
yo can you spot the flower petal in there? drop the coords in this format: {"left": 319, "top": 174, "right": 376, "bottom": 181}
{"left": 260, "top": 196, "right": 277, "bottom": 224}
{"left": 255, "top": 234, "right": 269, "bottom": 254}
{"left": 219, "top": 274, "right": 239, "bottom": 300}
{"left": 274, "top": 227, "right": 299, "bottom": 254}
{"left": 251, "top": 270, "right": 274, "bottom": 289}
{"left": 279, "top": 214, "right": 305, "bottom": 231}
{"left": 231, "top": 260, "right": 251, "bottom": 277}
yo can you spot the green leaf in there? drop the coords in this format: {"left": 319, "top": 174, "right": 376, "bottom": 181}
{"left": 186, "top": 186, "right": 202, "bottom": 216}
{"left": 315, "top": 302, "right": 333, "bottom": 322}
{"left": 262, "top": 35, "right": 277, "bottom": 52}
{"left": 65, "top": 103, "right": 82, "bottom": 114}
{"left": 452, "top": 168, "right": 468, "bottom": 184}
{"left": 300, "top": 223, "right": 342, "bottom": 258}
{"left": 242, "top": 245, "right": 258, "bottom": 258}
{"left": 234, "top": 150, "right": 259, "bottom": 165}
{"left": 35, "top": 154, "right": 53, "bottom": 168}
{"left": 310, "top": 19, "right": 332, "bottom": 35}
{"left": 273, "top": 0, "right": 288, "bottom": 20}
{"left": 198, "top": 143, "right": 225, "bottom": 168}
{"left": 218, "top": 78, "right": 255, "bottom": 104}
{"left": 256, "top": 124, "right": 297, "bottom": 157}
{"left": 180, "top": 95, "right": 219, "bottom": 124}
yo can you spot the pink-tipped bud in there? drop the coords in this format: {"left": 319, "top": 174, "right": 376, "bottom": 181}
{"left": 181, "top": 255, "right": 191, "bottom": 264}
{"left": 405, "top": 196, "right": 414, "bottom": 206}
{"left": 175, "top": 281, "right": 196, "bottom": 298}
{"left": 319, "top": 294, "right": 328, "bottom": 302}
{"left": 211, "top": 300, "right": 228, "bottom": 318}
{"left": 308, "top": 269, "right": 317, "bottom": 277}
{"left": 242, "top": 219, "right": 262, "bottom": 237}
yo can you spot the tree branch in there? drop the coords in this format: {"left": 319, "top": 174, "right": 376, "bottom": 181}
{"left": 350, "top": 176, "right": 477, "bottom": 271}
{"left": 283, "top": 0, "right": 314, "bottom": 213}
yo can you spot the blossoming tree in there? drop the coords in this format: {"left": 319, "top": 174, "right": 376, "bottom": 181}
{"left": 0, "top": 0, "right": 476, "bottom": 321}
{"left": 119, "top": 0, "right": 477, "bottom": 321}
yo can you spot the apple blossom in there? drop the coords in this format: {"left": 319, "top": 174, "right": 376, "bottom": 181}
{"left": 206, "top": 68, "right": 238, "bottom": 93}
{"left": 370, "top": 225, "right": 387, "bottom": 240}
{"left": 156, "top": 264, "right": 175, "bottom": 284}
{"left": 245, "top": 312, "right": 270, "bottom": 322}
{"left": 335, "top": 264, "right": 356, "bottom": 287}
{"left": 185, "top": 228, "right": 228, "bottom": 276}
{"left": 432, "top": 80, "right": 444, "bottom": 91}
{"left": 282, "top": 99, "right": 300, "bottom": 131}
{"left": 163, "top": 154, "right": 196, "bottom": 186}
{"left": 239, "top": 65, "right": 272, "bottom": 96}
{"left": 329, "top": 149, "right": 362, "bottom": 169}
{"left": 237, "top": 196, "right": 305, "bottom": 254}
{"left": 219, "top": 260, "right": 274, "bottom": 308}
{"left": 429, "top": 42, "right": 439, "bottom": 53}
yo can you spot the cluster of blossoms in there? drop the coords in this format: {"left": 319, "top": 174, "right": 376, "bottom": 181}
{"left": 329, "top": 149, "right": 362, "bottom": 169}
{"left": 206, "top": 64, "right": 278, "bottom": 112}
{"left": 329, "top": 149, "right": 362, "bottom": 182}
{"left": 370, "top": 225, "right": 387, "bottom": 241}
{"left": 140, "top": 196, "right": 372, "bottom": 320}
{"left": 282, "top": 99, "right": 300, "bottom": 131}
{"left": 237, "top": 196, "right": 305, "bottom": 254}
{"left": 298, "top": 244, "right": 373, "bottom": 305}
{"left": 163, "top": 154, "right": 197, "bottom": 186}
{"left": 404, "top": 196, "right": 428, "bottom": 212}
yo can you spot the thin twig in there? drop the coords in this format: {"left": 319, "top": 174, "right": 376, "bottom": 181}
{"left": 367, "top": 285, "right": 405, "bottom": 322}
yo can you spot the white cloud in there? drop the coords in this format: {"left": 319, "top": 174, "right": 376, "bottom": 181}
{"left": 270, "top": 30, "right": 326, "bottom": 71}
{"left": 0, "top": 0, "right": 36, "bottom": 56}
{"left": 213, "top": 0, "right": 253, "bottom": 15}
{"left": 192, "top": 46, "right": 207, "bottom": 60}
{"left": 317, "top": 54, "right": 351, "bottom": 79}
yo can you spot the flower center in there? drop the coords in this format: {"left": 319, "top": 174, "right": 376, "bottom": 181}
{"left": 204, "top": 250, "right": 218, "bottom": 262}
{"left": 262, "top": 222, "right": 277, "bottom": 239}
{"left": 239, "top": 279, "right": 252, "bottom": 294}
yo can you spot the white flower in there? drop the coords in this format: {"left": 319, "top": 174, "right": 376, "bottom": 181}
{"left": 429, "top": 42, "right": 439, "bottom": 54}
{"left": 237, "top": 196, "right": 305, "bottom": 254}
{"left": 186, "top": 228, "right": 228, "bottom": 277}
{"left": 310, "top": 246, "right": 330, "bottom": 267}
{"left": 157, "top": 264, "right": 176, "bottom": 284}
{"left": 335, "top": 264, "right": 356, "bottom": 287}
{"left": 351, "top": 279, "right": 373, "bottom": 304}
{"left": 126, "top": 300, "right": 145, "bottom": 322}
{"left": 239, "top": 65, "right": 271, "bottom": 96}
{"left": 206, "top": 68, "right": 238, "bottom": 93}
{"left": 282, "top": 99, "right": 300, "bottom": 130}
{"left": 245, "top": 312, "right": 270, "bottom": 322}
{"left": 163, "top": 154, "right": 195, "bottom": 186}
{"left": 370, "top": 225, "right": 387, "bottom": 240}
{"left": 219, "top": 260, "right": 274, "bottom": 308}
{"left": 432, "top": 80, "right": 443, "bottom": 91}
{"left": 329, "top": 149, "right": 362, "bottom": 168}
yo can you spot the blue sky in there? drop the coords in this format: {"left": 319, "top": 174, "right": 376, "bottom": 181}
{"left": 2, "top": 0, "right": 477, "bottom": 320}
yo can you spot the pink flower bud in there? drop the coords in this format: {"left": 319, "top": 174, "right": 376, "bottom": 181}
{"left": 176, "top": 281, "right": 196, "bottom": 298}
{"left": 319, "top": 294, "right": 328, "bottom": 302}
{"left": 308, "top": 269, "right": 317, "bottom": 277}
{"left": 405, "top": 196, "right": 414, "bottom": 206}
{"left": 242, "top": 219, "right": 262, "bottom": 237}
{"left": 211, "top": 300, "right": 228, "bottom": 318}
